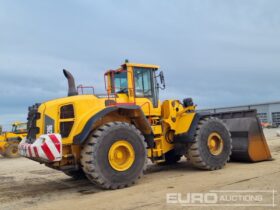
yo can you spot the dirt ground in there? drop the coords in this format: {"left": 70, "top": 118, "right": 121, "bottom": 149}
{"left": 0, "top": 129, "right": 280, "bottom": 210}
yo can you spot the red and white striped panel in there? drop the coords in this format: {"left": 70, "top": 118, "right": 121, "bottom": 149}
{"left": 19, "top": 134, "right": 62, "bottom": 162}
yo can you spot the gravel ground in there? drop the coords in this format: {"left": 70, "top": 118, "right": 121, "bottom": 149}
{"left": 0, "top": 128, "right": 279, "bottom": 210}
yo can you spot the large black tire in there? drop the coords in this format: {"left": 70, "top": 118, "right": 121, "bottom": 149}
{"left": 5, "top": 143, "right": 20, "bottom": 158}
{"left": 81, "top": 122, "right": 147, "bottom": 189}
{"left": 188, "top": 117, "right": 232, "bottom": 170}
{"left": 63, "top": 169, "right": 86, "bottom": 180}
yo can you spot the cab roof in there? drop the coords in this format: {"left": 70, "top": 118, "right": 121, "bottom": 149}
{"left": 105, "top": 62, "right": 160, "bottom": 75}
{"left": 122, "top": 62, "right": 160, "bottom": 69}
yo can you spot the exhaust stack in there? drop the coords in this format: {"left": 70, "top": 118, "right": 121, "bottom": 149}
{"left": 63, "top": 69, "right": 78, "bottom": 96}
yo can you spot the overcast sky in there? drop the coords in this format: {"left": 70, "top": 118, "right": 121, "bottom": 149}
{"left": 1, "top": 0, "right": 280, "bottom": 129}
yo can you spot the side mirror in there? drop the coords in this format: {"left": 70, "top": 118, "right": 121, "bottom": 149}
{"left": 159, "top": 71, "right": 166, "bottom": 90}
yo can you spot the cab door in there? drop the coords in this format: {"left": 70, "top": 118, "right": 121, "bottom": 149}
{"left": 133, "top": 67, "right": 161, "bottom": 116}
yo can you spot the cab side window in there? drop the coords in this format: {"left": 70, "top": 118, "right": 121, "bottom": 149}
{"left": 134, "top": 68, "right": 152, "bottom": 97}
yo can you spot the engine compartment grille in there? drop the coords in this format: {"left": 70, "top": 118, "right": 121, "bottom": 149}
{"left": 60, "top": 121, "right": 74, "bottom": 138}
{"left": 60, "top": 104, "right": 74, "bottom": 119}
{"left": 59, "top": 104, "right": 75, "bottom": 138}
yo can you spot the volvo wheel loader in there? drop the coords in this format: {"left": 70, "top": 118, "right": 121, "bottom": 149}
{"left": 19, "top": 61, "right": 271, "bottom": 189}
{"left": 0, "top": 122, "right": 27, "bottom": 158}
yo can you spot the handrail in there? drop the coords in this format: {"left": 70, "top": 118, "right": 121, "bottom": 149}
{"left": 141, "top": 101, "right": 152, "bottom": 122}
{"left": 77, "top": 85, "right": 95, "bottom": 94}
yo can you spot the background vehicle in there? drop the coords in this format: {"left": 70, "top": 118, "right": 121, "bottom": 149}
{"left": 261, "top": 122, "right": 279, "bottom": 128}
{"left": 0, "top": 122, "right": 27, "bottom": 158}
{"left": 19, "top": 61, "right": 271, "bottom": 189}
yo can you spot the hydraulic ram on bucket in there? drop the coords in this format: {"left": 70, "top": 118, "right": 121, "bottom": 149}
{"left": 203, "top": 109, "right": 272, "bottom": 162}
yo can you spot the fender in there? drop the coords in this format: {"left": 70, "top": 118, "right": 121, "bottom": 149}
{"left": 6, "top": 137, "right": 22, "bottom": 143}
{"left": 73, "top": 105, "right": 154, "bottom": 147}
{"left": 173, "top": 113, "right": 209, "bottom": 144}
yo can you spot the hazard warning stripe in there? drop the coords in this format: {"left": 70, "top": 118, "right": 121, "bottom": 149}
{"left": 33, "top": 146, "right": 39, "bottom": 158}
{"left": 19, "top": 134, "right": 62, "bottom": 162}
{"left": 41, "top": 143, "right": 55, "bottom": 161}
{"left": 28, "top": 145, "right": 32, "bottom": 157}
{"left": 48, "top": 134, "right": 61, "bottom": 153}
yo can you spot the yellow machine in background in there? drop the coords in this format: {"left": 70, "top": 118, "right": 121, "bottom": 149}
{"left": 19, "top": 61, "right": 271, "bottom": 189}
{"left": 0, "top": 122, "right": 27, "bottom": 158}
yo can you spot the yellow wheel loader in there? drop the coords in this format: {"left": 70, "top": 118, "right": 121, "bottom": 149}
{"left": 0, "top": 122, "right": 27, "bottom": 158}
{"left": 19, "top": 61, "right": 271, "bottom": 189}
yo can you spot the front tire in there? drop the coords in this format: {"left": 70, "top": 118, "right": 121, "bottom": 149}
{"left": 187, "top": 117, "right": 232, "bottom": 170}
{"left": 81, "top": 122, "right": 147, "bottom": 189}
{"left": 5, "top": 143, "right": 20, "bottom": 158}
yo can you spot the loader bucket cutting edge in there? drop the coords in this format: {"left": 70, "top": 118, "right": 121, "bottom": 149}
{"left": 208, "top": 110, "right": 272, "bottom": 162}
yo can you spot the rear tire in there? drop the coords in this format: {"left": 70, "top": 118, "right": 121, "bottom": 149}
{"left": 5, "top": 143, "right": 20, "bottom": 158}
{"left": 188, "top": 117, "right": 232, "bottom": 170}
{"left": 81, "top": 122, "right": 147, "bottom": 189}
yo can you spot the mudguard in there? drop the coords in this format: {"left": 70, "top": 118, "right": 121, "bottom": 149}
{"left": 173, "top": 113, "right": 206, "bottom": 144}
{"left": 73, "top": 105, "right": 154, "bottom": 147}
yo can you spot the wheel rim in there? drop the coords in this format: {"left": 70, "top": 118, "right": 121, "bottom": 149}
{"left": 108, "top": 140, "right": 135, "bottom": 171}
{"left": 207, "top": 132, "right": 224, "bottom": 156}
{"left": 11, "top": 146, "right": 18, "bottom": 155}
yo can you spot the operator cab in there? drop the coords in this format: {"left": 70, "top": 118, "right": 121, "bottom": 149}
{"left": 105, "top": 62, "right": 165, "bottom": 109}
{"left": 12, "top": 123, "right": 27, "bottom": 134}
